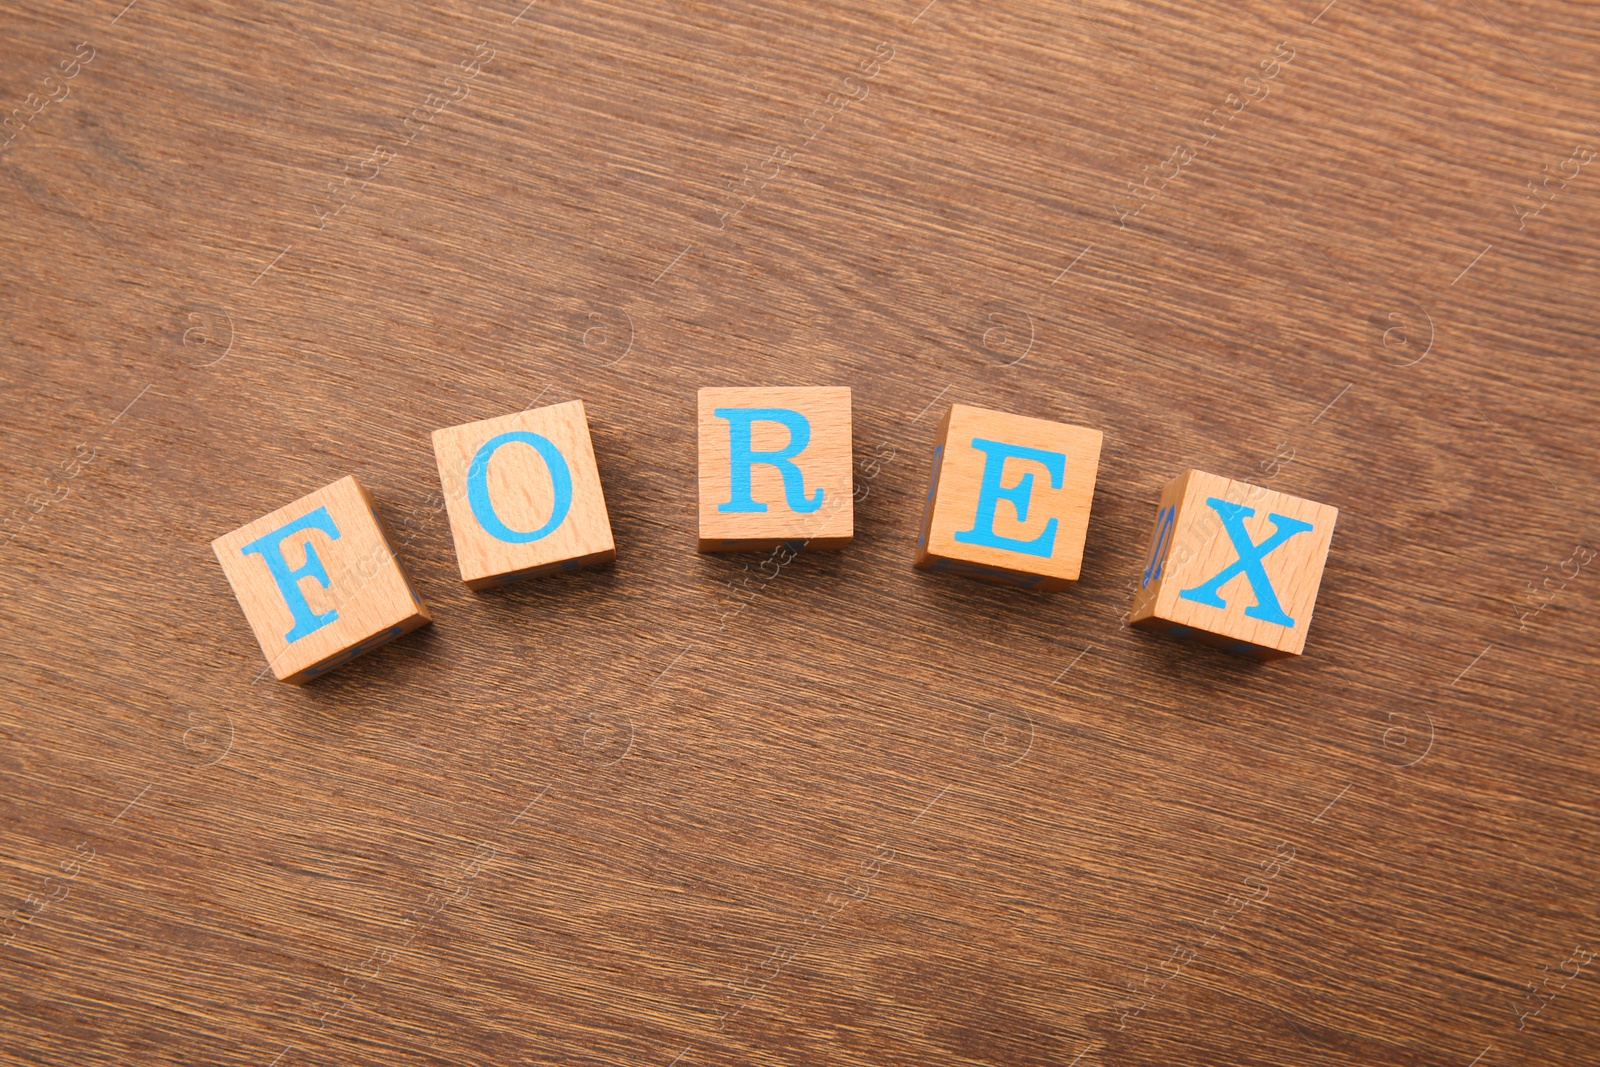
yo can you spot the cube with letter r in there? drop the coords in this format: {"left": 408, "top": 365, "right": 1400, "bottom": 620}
{"left": 1129, "top": 470, "right": 1338, "bottom": 658}
{"left": 211, "top": 476, "right": 431, "bottom": 683}
{"left": 913, "top": 404, "right": 1103, "bottom": 590}
{"left": 696, "top": 386, "right": 853, "bottom": 552}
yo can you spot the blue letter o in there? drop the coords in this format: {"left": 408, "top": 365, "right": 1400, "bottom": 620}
{"left": 467, "top": 431, "right": 573, "bottom": 543}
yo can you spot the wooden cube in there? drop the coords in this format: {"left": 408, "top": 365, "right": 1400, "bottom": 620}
{"left": 211, "top": 476, "right": 431, "bottom": 684}
{"left": 913, "top": 404, "right": 1103, "bottom": 591}
{"left": 1129, "top": 470, "right": 1338, "bottom": 658}
{"left": 432, "top": 400, "right": 616, "bottom": 589}
{"left": 697, "top": 387, "right": 853, "bottom": 552}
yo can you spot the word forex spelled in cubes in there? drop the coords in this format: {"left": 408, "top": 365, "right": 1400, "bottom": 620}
{"left": 696, "top": 386, "right": 853, "bottom": 552}
{"left": 212, "top": 476, "right": 431, "bottom": 684}
{"left": 913, "top": 404, "right": 1103, "bottom": 590}
{"left": 1130, "top": 469, "right": 1337, "bottom": 658}
{"left": 432, "top": 401, "right": 616, "bottom": 589}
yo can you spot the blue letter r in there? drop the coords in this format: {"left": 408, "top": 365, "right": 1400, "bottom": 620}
{"left": 714, "top": 407, "right": 824, "bottom": 514}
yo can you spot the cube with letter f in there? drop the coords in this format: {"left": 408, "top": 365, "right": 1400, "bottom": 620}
{"left": 211, "top": 476, "right": 432, "bottom": 683}
{"left": 697, "top": 387, "right": 853, "bottom": 552}
{"left": 913, "top": 404, "right": 1103, "bottom": 590}
{"left": 1130, "top": 470, "right": 1338, "bottom": 658}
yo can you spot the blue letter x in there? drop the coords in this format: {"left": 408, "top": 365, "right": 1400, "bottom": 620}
{"left": 1178, "top": 497, "right": 1313, "bottom": 628}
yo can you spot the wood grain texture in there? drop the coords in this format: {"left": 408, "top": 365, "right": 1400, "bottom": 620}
{"left": 2, "top": 0, "right": 1599, "bottom": 1064}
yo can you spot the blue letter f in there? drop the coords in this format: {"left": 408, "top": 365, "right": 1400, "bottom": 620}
{"left": 240, "top": 505, "right": 343, "bottom": 643}
{"left": 1178, "top": 497, "right": 1313, "bottom": 628}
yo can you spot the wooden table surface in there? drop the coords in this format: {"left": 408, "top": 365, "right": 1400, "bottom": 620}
{"left": 3, "top": 0, "right": 1598, "bottom": 1063}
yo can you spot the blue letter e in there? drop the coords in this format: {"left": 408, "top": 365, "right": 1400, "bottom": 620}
{"left": 240, "top": 506, "right": 342, "bottom": 643}
{"left": 952, "top": 438, "right": 1067, "bottom": 559}
{"left": 714, "top": 408, "right": 823, "bottom": 514}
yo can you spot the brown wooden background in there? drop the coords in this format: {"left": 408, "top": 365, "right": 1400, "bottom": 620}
{"left": 3, "top": 0, "right": 1598, "bottom": 1063}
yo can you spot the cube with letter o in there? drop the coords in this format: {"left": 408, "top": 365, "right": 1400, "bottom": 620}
{"left": 432, "top": 400, "right": 617, "bottom": 589}
{"left": 696, "top": 386, "right": 853, "bottom": 552}
{"left": 913, "top": 404, "right": 1103, "bottom": 590}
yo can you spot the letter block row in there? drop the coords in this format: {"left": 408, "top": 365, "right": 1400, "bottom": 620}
{"left": 213, "top": 390, "right": 1338, "bottom": 681}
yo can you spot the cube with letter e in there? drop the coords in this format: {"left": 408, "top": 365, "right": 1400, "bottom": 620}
{"left": 913, "top": 404, "right": 1103, "bottom": 590}
{"left": 211, "top": 476, "right": 431, "bottom": 683}
{"left": 1129, "top": 470, "right": 1337, "bottom": 658}
{"left": 696, "top": 386, "right": 853, "bottom": 552}
{"left": 432, "top": 400, "right": 616, "bottom": 589}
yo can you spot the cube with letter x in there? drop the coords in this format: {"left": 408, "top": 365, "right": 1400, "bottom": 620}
{"left": 433, "top": 400, "right": 617, "bottom": 589}
{"left": 1129, "top": 470, "right": 1338, "bottom": 658}
{"left": 211, "top": 476, "right": 432, "bottom": 683}
{"left": 913, "top": 404, "right": 1103, "bottom": 590}
{"left": 697, "top": 386, "right": 853, "bottom": 552}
